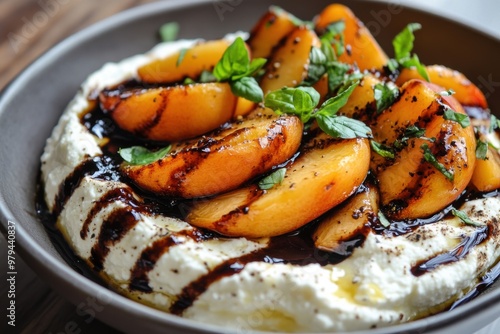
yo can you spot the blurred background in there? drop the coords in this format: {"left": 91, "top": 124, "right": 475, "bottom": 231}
{"left": 1, "top": 0, "right": 499, "bottom": 333}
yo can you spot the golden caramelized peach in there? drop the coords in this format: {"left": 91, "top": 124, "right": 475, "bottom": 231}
{"left": 260, "top": 26, "right": 321, "bottom": 94}
{"left": 470, "top": 131, "right": 500, "bottom": 192}
{"left": 122, "top": 109, "right": 303, "bottom": 198}
{"left": 397, "top": 65, "right": 488, "bottom": 109}
{"left": 313, "top": 182, "right": 379, "bottom": 252}
{"left": 247, "top": 7, "right": 298, "bottom": 59}
{"left": 315, "top": 4, "right": 389, "bottom": 71}
{"left": 137, "top": 39, "right": 231, "bottom": 83}
{"left": 100, "top": 83, "right": 238, "bottom": 142}
{"left": 371, "top": 80, "right": 476, "bottom": 220}
{"left": 186, "top": 134, "right": 370, "bottom": 238}
{"left": 338, "top": 75, "right": 382, "bottom": 120}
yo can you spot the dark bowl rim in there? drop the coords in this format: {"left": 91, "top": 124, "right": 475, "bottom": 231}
{"left": 0, "top": 1, "right": 499, "bottom": 333}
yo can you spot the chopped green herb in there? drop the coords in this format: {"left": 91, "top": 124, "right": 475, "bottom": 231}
{"left": 199, "top": 70, "right": 216, "bottom": 83}
{"left": 443, "top": 107, "right": 471, "bottom": 128}
{"left": 316, "top": 114, "right": 372, "bottom": 139}
{"left": 476, "top": 139, "right": 489, "bottom": 160}
{"left": 371, "top": 140, "right": 395, "bottom": 159}
{"left": 421, "top": 143, "right": 454, "bottom": 181}
{"left": 176, "top": 48, "right": 188, "bottom": 67}
{"left": 451, "top": 209, "right": 484, "bottom": 227}
{"left": 304, "top": 46, "right": 329, "bottom": 85}
{"left": 378, "top": 211, "right": 391, "bottom": 228}
{"left": 259, "top": 168, "right": 286, "bottom": 190}
{"left": 316, "top": 82, "right": 359, "bottom": 117}
{"left": 230, "top": 77, "right": 263, "bottom": 104}
{"left": 440, "top": 89, "right": 456, "bottom": 97}
{"left": 183, "top": 77, "right": 195, "bottom": 85}
{"left": 119, "top": 145, "right": 172, "bottom": 165}
{"left": 322, "top": 20, "right": 346, "bottom": 57}
{"left": 373, "top": 82, "right": 399, "bottom": 113}
{"left": 264, "top": 86, "right": 319, "bottom": 123}
{"left": 213, "top": 37, "right": 266, "bottom": 102}
{"left": 159, "top": 22, "right": 179, "bottom": 42}
{"left": 490, "top": 115, "right": 499, "bottom": 133}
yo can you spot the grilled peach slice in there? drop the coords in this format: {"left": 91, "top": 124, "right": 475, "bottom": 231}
{"left": 313, "top": 183, "right": 379, "bottom": 252}
{"left": 122, "top": 109, "right": 303, "bottom": 198}
{"left": 100, "top": 83, "right": 238, "bottom": 142}
{"left": 137, "top": 39, "right": 231, "bottom": 84}
{"left": 397, "top": 65, "right": 488, "bottom": 109}
{"left": 247, "top": 6, "right": 298, "bottom": 59}
{"left": 470, "top": 132, "right": 500, "bottom": 192}
{"left": 315, "top": 4, "right": 389, "bottom": 71}
{"left": 372, "top": 79, "right": 476, "bottom": 220}
{"left": 186, "top": 134, "right": 370, "bottom": 238}
{"left": 338, "top": 75, "right": 382, "bottom": 121}
{"left": 260, "top": 26, "right": 321, "bottom": 94}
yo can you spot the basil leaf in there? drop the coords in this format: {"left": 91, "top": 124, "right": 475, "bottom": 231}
{"left": 451, "top": 209, "right": 484, "bottom": 227}
{"left": 259, "top": 168, "right": 286, "bottom": 190}
{"left": 230, "top": 77, "right": 263, "bottom": 103}
{"left": 264, "top": 86, "right": 319, "bottom": 122}
{"left": 404, "top": 125, "right": 426, "bottom": 139}
{"left": 371, "top": 140, "right": 395, "bottom": 159}
{"left": 393, "top": 23, "right": 421, "bottom": 61}
{"left": 199, "top": 70, "right": 216, "bottom": 83}
{"left": 374, "top": 82, "right": 399, "bottom": 114}
{"left": 316, "top": 115, "right": 372, "bottom": 139}
{"left": 443, "top": 107, "right": 471, "bottom": 128}
{"left": 421, "top": 143, "right": 454, "bottom": 181}
{"left": 159, "top": 22, "right": 179, "bottom": 42}
{"left": 119, "top": 145, "right": 172, "bottom": 165}
{"left": 176, "top": 48, "right": 188, "bottom": 67}
{"left": 317, "top": 81, "right": 359, "bottom": 117}
{"left": 476, "top": 139, "right": 489, "bottom": 160}
{"left": 378, "top": 211, "right": 391, "bottom": 228}
{"left": 213, "top": 37, "right": 249, "bottom": 81}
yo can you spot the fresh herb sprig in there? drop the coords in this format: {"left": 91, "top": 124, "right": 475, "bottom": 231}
{"left": 451, "top": 209, "right": 484, "bottom": 227}
{"left": 387, "top": 23, "right": 429, "bottom": 82}
{"left": 265, "top": 83, "right": 372, "bottom": 139}
{"left": 374, "top": 82, "right": 399, "bottom": 114}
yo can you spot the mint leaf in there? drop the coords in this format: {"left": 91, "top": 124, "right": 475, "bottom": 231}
{"left": 400, "top": 54, "right": 429, "bottom": 82}
{"left": 443, "top": 107, "right": 470, "bottom": 128}
{"left": 374, "top": 82, "right": 399, "bottom": 113}
{"left": 322, "top": 20, "right": 346, "bottom": 57}
{"left": 159, "top": 22, "right": 179, "bottom": 42}
{"left": 304, "top": 46, "right": 328, "bottom": 85}
{"left": 230, "top": 77, "right": 263, "bottom": 103}
{"left": 451, "top": 209, "right": 484, "bottom": 227}
{"left": 421, "top": 143, "right": 454, "bottom": 181}
{"left": 371, "top": 140, "right": 395, "bottom": 159}
{"left": 327, "top": 62, "right": 351, "bottom": 92}
{"left": 264, "top": 86, "right": 319, "bottom": 122}
{"left": 316, "top": 115, "right": 372, "bottom": 139}
{"left": 119, "top": 145, "right": 172, "bottom": 165}
{"left": 476, "top": 139, "right": 488, "bottom": 160}
{"left": 393, "top": 125, "right": 432, "bottom": 149}
{"left": 259, "top": 168, "right": 286, "bottom": 190}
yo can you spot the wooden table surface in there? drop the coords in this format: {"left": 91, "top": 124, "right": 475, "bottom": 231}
{"left": 1, "top": 1, "right": 500, "bottom": 334}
